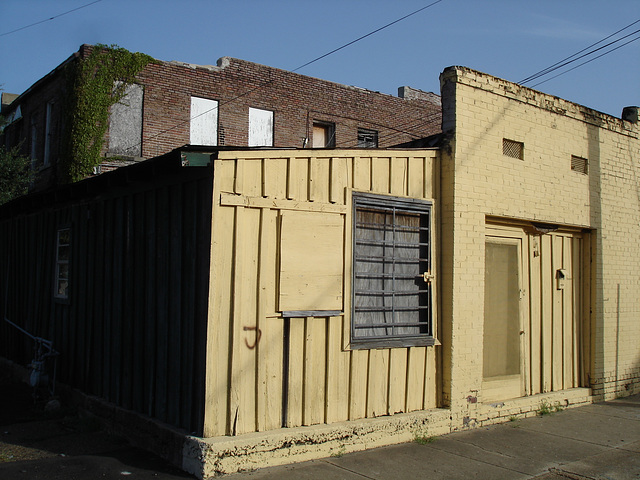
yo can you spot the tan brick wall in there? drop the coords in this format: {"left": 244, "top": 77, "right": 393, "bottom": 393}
{"left": 440, "top": 66, "right": 640, "bottom": 417}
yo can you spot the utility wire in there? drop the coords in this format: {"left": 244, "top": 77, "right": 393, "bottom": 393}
{"left": 0, "top": 0, "right": 103, "bottom": 38}
{"left": 519, "top": 18, "right": 640, "bottom": 85}
{"left": 292, "top": 0, "right": 443, "bottom": 73}
{"left": 530, "top": 33, "right": 640, "bottom": 88}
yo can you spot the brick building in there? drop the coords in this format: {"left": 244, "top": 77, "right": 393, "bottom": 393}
{"left": 0, "top": 44, "right": 441, "bottom": 193}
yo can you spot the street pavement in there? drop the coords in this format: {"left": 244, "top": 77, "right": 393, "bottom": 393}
{"left": 1, "top": 372, "right": 639, "bottom": 479}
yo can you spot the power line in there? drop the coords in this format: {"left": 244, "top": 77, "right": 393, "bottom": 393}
{"left": 0, "top": 0, "right": 103, "bottom": 38}
{"left": 292, "top": 0, "right": 443, "bottom": 73}
{"left": 530, "top": 33, "right": 640, "bottom": 88}
{"left": 519, "top": 18, "right": 640, "bottom": 85}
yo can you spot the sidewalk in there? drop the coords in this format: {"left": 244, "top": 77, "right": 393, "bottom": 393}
{"left": 1, "top": 369, "right": 638, "bottom": 479}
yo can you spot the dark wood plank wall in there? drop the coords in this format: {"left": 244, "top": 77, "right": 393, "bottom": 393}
{"left": 0, "top": 168, "right": 212, "bottom": 434}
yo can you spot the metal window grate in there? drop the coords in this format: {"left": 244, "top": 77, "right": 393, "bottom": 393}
{"left": 571, "top": 155, "right": 588, "bottom": 175}
{"left": 351, "top": 193, "right": 433, "bottom": 346}
{"left": 503, "top": 138, "right": 524, "bottom": 160}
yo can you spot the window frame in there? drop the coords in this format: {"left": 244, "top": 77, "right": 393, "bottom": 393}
{"left": 312, "top": 121, "right": 336, "bottom": 148}
{"left": 357, "top": 128, "right": 378, "bottom": 148}
{"left": 54, "top": 227, "right": 71, "bottom": 302}
{"left": 350, "top": 192, "right": 435, "bottom": 349}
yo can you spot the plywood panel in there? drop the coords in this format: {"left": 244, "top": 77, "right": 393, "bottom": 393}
{"left": 279, "top": 211, "right": 344, "bottom": 312}
{"left": 572, "top": 237, "right": 582, "bottom": 387}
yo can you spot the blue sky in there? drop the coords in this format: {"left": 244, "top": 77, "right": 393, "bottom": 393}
{"left": 1, "top": 0, "right": 639, "bottom": 117}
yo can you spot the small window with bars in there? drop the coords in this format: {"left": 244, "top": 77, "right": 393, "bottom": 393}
{"left": 351, "top": 193, "right": 434, "bottom": 348}
{"left": 54, "top": 227, "right": 71, "bottom": 300}
{"left": 357, "top": 128, "right": 378, "bottom": 148}
{"left": 571, "top": 155, "right": 588, "bottom": 175}
{"left": 503, "top": 138, "right": 524, "bottom": 160}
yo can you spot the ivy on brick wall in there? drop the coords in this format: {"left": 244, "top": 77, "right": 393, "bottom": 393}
{"left": 61, "top": 44, "right": 154, "bottom": 183}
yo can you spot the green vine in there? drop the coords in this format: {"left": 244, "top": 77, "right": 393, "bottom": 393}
{"left": 62, "top": 44, "right": 154, "bottom": 182}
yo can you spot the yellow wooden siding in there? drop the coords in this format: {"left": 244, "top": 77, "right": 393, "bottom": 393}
{"left": 204, "top": 150, "right": 439, "bottom": 437}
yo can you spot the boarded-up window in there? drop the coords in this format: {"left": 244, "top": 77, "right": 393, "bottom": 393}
{"left": 279, "top": 211, "right": 344, "bottom": 314}
{"left": 248, "top": 107, "right": 274, "bottom": 147}
{"left": 109, "top": 83, "right": 143, "bottom": 156}
{"left": 312, "top": 121, "right": 335, "bottom": 148}
{"left": 351, "top": 193, "right": 433, "bottom": 348}
{"left": 55, "top": 228, "right": 71, "bottom": 300}
{"left": 190, "top": 96, "right": 218, "bottom": 146}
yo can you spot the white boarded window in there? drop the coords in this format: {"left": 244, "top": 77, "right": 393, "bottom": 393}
{"left": 190, "top": 97, "right": 218, "bottom": 146}
{"left": 248, "top": 107, "right": 273, "bottom": 147}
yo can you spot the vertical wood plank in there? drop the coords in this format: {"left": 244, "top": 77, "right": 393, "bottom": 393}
{"left": 303, "top": 317, "right": 326, "bottom": 426}
{"left": 366, "top": 348, "right": 389, "bottom": 417}
{"left": 572, "top": 237, "right": 582, "bottom": 388}
{"left": 424, "top": 347, "right": 437, "bottom": 409}
{"left": 551, "top": 234, "right": 564, "bottom": 391}
{"left": 407, "top": 156, "right": 424, "bottom": 198}
{"left": 563, "top": 236, "right": 574, "bottom": 389}
{"left": 540, "top": 234, "right": 553, "bottom": 392}
{"left": 204, "top": 202, "right": 234, "bottom": 436}
{"left": 388, "top": 349, "right": 408, "bottom": 414}
{"left": 287, "top": 157, "right": 309, "bottom": 200}
{"left": 330, "top": 157, "right": 349, "bottom": 204}
{"left": 406, "top": 347, "right": 426, "bottom": 412}
{"left": 286, "top": 317, "right": 305, "bottom": 427}
{"left": 256, "top": 209, "right": 283, "bottom": 432}
{"left": 310, "top": 156, "right": 330, "bottom": 202}
{"left": 228, "top": 206, "right": 259, "bottom": 435}
{"left": 353, "top": 156, "right": 371, "bottom": 191}
{"left": 325, "top": 316, "right": 349, "bottom": 423}
{"left": 371, "top": 156, "right": 390, "bottom": 194}
{"left": 529, "top": 235, "right": 542, "bottom": 395}
{"left": 348, "top": 350, "right": 368, "bottom": 420}
{"left": 424, "top": 156, "right": 435, "bottom": 199}
{"left": 390, "top": 156, "right": 408, "bottom": 196}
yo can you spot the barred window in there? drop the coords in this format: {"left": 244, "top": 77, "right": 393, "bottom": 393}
{"left": 54, "top": 228, "right": 70, "bottom": 300}
{"left": 351, "top": 193, "right": 434, "bottom": 348}
{"left": 357, "top": 128, "right": 378, "bottom": 148}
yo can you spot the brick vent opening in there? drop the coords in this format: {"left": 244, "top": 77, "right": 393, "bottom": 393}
{"left": 571, "top": 155, "right": 588, "bottom": 175}
{"left": 503, "top": 138, "right": 524, "bottom": 160}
